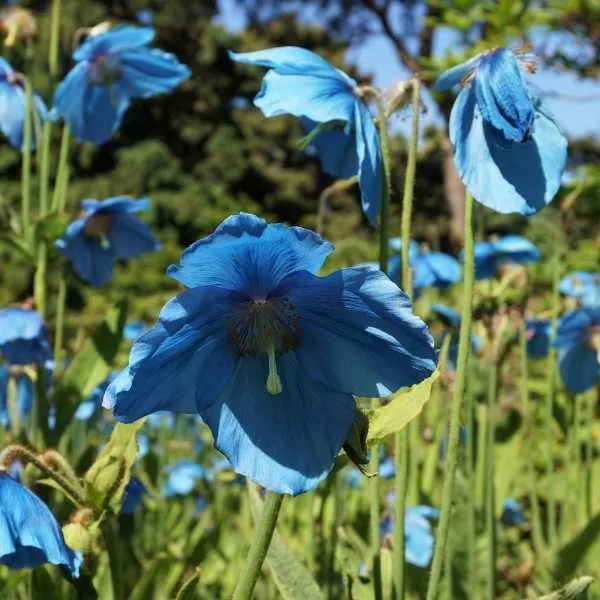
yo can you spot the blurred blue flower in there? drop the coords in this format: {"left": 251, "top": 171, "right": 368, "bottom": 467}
{"left": 554, "top": 307, "right": 600, "bottom": 393}
{"left": 195, "top": 496, "right": 209, "bottom": 513}
{"left": 136, "top": 9, "right": 154, "bottom": 25}
{"left": 0, "top": 473, "right": 81, "bottom": 576}
{"left": 379, "top": 456, "right": 395, "bottom": 479}
{"left": 380, "top": 505, "right": 439, "bottom": 567}
{"left": 74, "top": 372, "right": 116, "bottom": 421}
{"left": 162, "top": 460, "right": 206, "bottom": 497}
{"left": 146, "top": 410, "right": 175, "bottom": 429}
{"left": 230, "top": 47, "right": 382, "bottom": 225}
{"left": 120, "top": 478, "right": 146, "bottom": 514}
{"left": 0, "top": 307, "right": 51, "bottom": 365}
{"left": 123, "top": 320, "right": 147, "bottom": 341}
{"left": 55, "top": 197, "right": 160, "bottom": 287}
{"left": 560, "top": 272, "right": 600, "bottom": 307}
{"left": 501, "top": 497, "right": 525, "bottom": 526}
{"left": 105, "top": 213, "right": 437, "bottom": 495}
{"left": 435, "top": 48, "right": 567, "bottom": 215}
{"left": 52, "top": 25, "right": 190, "bottom": 145}
{"left": 525, "top": 318, "right": 551, "bottom": 359}
{"left": 344, "top": 467, "right": 362, "bottom": 488}
{"left": 0, "top": 366, "right": 34, "bottom": 427}
{"left": 137, "top": 432, "right": 150, "bottom": 458}
{"left": 472, "top": 235, "right": 541, "bottom": 279}
{"left": 388, "top": 241, "right": 461, "bottom": 291}
{"left": 0, "top": 58, "right": 47, "bottom": 150}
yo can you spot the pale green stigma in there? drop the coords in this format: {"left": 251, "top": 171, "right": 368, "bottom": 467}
{"left": 266, "top": 344, "right": 282, "bottom": 395}
{"left": 99, "top": 234, "right": 111, "bottom": 250}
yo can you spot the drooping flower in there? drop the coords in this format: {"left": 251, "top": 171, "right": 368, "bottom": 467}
{"left": 120, "top": 478, "right": 146, "bottom": 515}
{"left": 52, "top": 25, "right": 190, "bottom": 145}
{"left": 229, "top": 47, "right": 382, "bottom": 224}
{"left": 554, "top": 306, "right": 600, "bottom": 393}
{"left": 471, "top": 235, "right": 540, "bottom": 279}
{"left": 55, "top": 197, "right": 160, "bottom": 287}
{"left": 162, "top": 460, "right": 206, "bottom": 497}
{"left": 388, "top": 239, "right": 461, "bottom": 291}
{"left": 104, "top": 213, "right": 437, "bottom": 495}
{"left": 525, "top": 318, "right": 551, "bottom": 359}
{"left": 0, "top": 307, "right": 51, "bottom": 365}
{"left": 0, "top": 58, "right": 46, "bottom": 150}
{"left": 500, "top": 497, "right": 525, "bottom": 526}
{"left": 0, "top": 473, "right": 82, "bottom": 576}
{"left": 380, "top": 505, "right": 439, "bottom": 567}
{"left": 560, "top": 272, "right": 600, "bottom": 307}
{"left": 435, "top": 48, "right": 567, "bottom": 215}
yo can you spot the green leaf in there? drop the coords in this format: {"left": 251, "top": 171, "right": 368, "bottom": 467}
{"left": 248, "top": 484, "right": 324, "bottom": 600}
{"left": 553, "top": 513, "right": 600, "bottom": 581}
{"left": 34, "top": 211, "right": 67, "bottom": 243}
{"left": 537, "top": 576, "right": 594, "bottom": 600}
{"left": 365, "top": 370, "right": 439, "bottom": 445}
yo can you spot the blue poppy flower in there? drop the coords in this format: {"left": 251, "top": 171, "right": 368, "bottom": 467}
{"left": 471, "top": 235, "right": 541, "bottom": 279}
{"left": 52, "top": 25, "right": 190, "bottom": 145}
{"left": 525, "top": 318, "right": 551, "bottom": 359}
{"left": 104, "top": 212, "right": 437, "bottom": 495}
{"left": 0, "top": 58, "right": 47, "bottom": 150}
{"left": 0, "top": 307, "right": 51, "bottom": 365}
{"left": 388, "top": 241, "right": 461, "bottom": 291}
{"left": 560, "top": 272, "right": 600, "bottom": 307}
{"left": 380, "top": 505, "right": 439, "bottom": 568}
{"left": 162, "top": 460, "right": 206, "bottom": 497}
{"left": 0, "top": 366, "right": 34, "bottom": 427}
{"left": 0, "top": 473, "right": 82, "bottom": 576}
{"left": 120, "top": 478, "right": 146, "bottom": 515}
{"left": 123, "top": 320, "right": 147, "bottom": 341}
{"left": 435, "top": 48, "right": 567, "bottom": 215}
{"left": 554, "top": 307, "right": 600, "bottom": 393}
{"left": 229, "top": 47, "right": 383, "bottom": 225}
{"left": 55, "top": 197, "right": 160, "bottom": 287}
{"left": 501, "top": 497, "right": 525, "bottom": 526}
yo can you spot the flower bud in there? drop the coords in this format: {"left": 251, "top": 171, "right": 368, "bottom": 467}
{"left": 62, "top": 523, "right": 93, "bottom": 554}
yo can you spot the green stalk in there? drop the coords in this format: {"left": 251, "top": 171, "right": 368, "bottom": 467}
{"left": 425, "top": 191, "right": 475, "bottom": 600}
{"left": 307, "top": 491, "right": 316, "bottom": 574}
{"left": 485, "top": 357, "right": 498, "bottom": 600}
{"left": 585, "top": 391, "right": 594, "bottom": 518}
{"left": 53, "top": 278, "right": 66, "bottom": 367}
{"left": 393, "top": 78, "right": 420, "bottom": 600}
{"left": 48, "top": 0, "right": 62, "bottom": 77}
{"left": 34, "top": 244, "right": 47, "bottom": 317}
{"left": 466, "top": 376, "right": 477, "bottom": 598}
{"left": 232, "top": 491, "right": 284, "bottom": 600}
{"left": 101, "top": 520, "right": 124, "bottom": 600}
{"left": 368, "top": 441, "right": 382, "bottom": 600}
{"left": 21, "top": 80, "right": 33, "bottom": 242}
{"left": 545, "top": 255, "right": 560, "bottom": 547}
{"left": 51, "top": 125, "right": 71, "bottom": 213}
{"left": 39, "top": 121, "right": 52, "bottom": 215}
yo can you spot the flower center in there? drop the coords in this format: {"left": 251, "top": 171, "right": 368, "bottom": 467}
{"left": 228, "top": 298, "right": 301, "bottom": 395}
{"left": 88, "top": 55, "right": 122, "bottom": 85}
{"left": 84, "top": 214, "right": 113, "bottom": 249}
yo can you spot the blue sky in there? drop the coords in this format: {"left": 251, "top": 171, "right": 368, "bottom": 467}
{"left": 215, "top": 0, "right": 600, "bottom": 140}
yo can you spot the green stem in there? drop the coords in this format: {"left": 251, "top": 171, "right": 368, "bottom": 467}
{"left": 425, "top": 191, "right": 475, "bottom": 600}
{"left": 232, "top": 491, "right": 284, "bottom": 600}
{"left": 48, "top": 0, "right": 62, "bottom": 77}
{"left": 466, "top": 376, "right": 477, "bottom": 599}
{"left": 38, "top": 121, "right": 52, "bottom": 215}
{"left": 307, "top": 491, "right": 316, "bottom": 574}
{"left": 368, "top": 441, "right": 382, "bottom": 600}
{"left": 585, "top": 391, "right": 594, "bottom": 519}
{"left": 53, "top": 277, "right": 67, "bottom": 368}
{"left": 21, "top": 80, "right": 33, "bottom": 242}
{"left": 34, "top": 243, "right": 47, "bottom": 318}
{"left": 52, "top": 125, "right": 71, "bottom": 214}
{"left": 101, "top": 520, "right": 124, "bottom": 600}
{"left": 485, "top": 358, "right": 498, "bottom": 600}
{"left": 393, "top": 77, "right": 420, "bottom": 600}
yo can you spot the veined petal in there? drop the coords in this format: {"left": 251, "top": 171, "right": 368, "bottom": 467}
{"left": 74, "top": 25, "right": 155, "bottom": 61}
{"left": 354, "top": 101, "right": 383, "bottom": 225}
{"left": 253, "top": 69, "right": 355, "bottom": 124}
{"left": 474, "top": 48, "right": 534, "bottom": 143}
{"left": 108, "top": 214, "right": 160, "bottom": 259}
{"left": 167, "top": 213, "right": 334, "bottom": 295}
{"left": 278, "top": 267, "right": 437, "bottom": 397}
{"left": 118, "top": 48, "right": 190, "bottom": 98}
{"left": 450, "top": 85, "right": 567, "bottom": 215}
{"left": 105, "top": 287, "right": 240, "bottom": 422}
{"left": 558, "top": 344, "right": 599, "bottom": 394}
{"left": 201, "top": 353, "right": 356, "bottom": 495}
{"left": 433, "top": 54, "right": 482, "bottom": 91}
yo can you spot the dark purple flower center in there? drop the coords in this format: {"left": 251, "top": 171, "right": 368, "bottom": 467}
{"left": 88, "top": 55, "right": 122, "bottom": 86}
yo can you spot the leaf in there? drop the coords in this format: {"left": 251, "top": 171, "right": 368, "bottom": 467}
{"left": 365, "top": 371, "right": 439, "bottom": 445}
{"left": 553, "top": 513, "right": 600, "bottom": 581}
{"left": 34, "top": 211, "right": 67, "bottom": 243}
{"left": 248, "top": 484, "right": 324, "bottom": 600}
{"left": 537, "top": 576, "right": 594, "bottom": 600}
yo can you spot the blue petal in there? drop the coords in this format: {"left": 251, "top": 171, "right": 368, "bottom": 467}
{"left": 354, "top": 101, "right": 383, "bottom": 225}
{"left": 471, "top": 241, "right": 499, "bottom": 279}
{"left": 0, "top": 308, "right": 51, "bottom": 365}
{"left": 450, "top": 85, "right": 567, "bottom": 215}
{"left": 474, "top": 49, "right": 534, "bottom": 143}
{"left": 0, "top": 81, "right": 47, "bottom": 151}
{"left": 105, "top": 287, "right": 240, "bottom": 422}
{"left": 413, "top": 252, "right": 461, "bottom": 290}
{"left": 493, "top": 235, "right": 541, "bottom": 264}
{"left": 558, "top": 343, "right": 599, "bottom": 394}
{"left": 74, "top": 25, "right": 155, "bottom": 61}
{"left": 108, "top": 214, "right": 160, "bottom": 258}
{"left": 167, "top": 213, "right": 334, "bottom": 295}
{"left": 162, "top": 460, "right": 206, "bottom": 496}
{"left": 201, "top": 353, "right": 356, "bottom": 495}
{"left": 278, "top": 267, "right": 437, "bottom": 397}
{"left": 559, "top": 272, "right": 598, "bottom": 299}
{"left": 430, "top": 304, "right": 461, "bottom": 329}
{"left": 526, "top": 319, "right": 551, "bottom": 359}
{"left": 405, "top": 507, "right": 436, "bottom": 567}
{"left": 118, "top": 48, "right": 190, "bottom": 98}
{"left": 433, "top": 55, "right": 482, "bottom": 91}
{"left": 554, "top": 308, "right": 600, "bottom": 348}
{"left": 388, "top": 238, "right": 420, "bottom": 258}
{"left": 0, "top": 475, "right": 81, "bottom": 576}
{"left": 82, "top": 196, "right": 150, "bottom": 216}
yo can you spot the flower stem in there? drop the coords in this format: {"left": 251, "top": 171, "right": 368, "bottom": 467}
{"left": 38, "top": 121, "right": 52, "bottom": 215}
{"left": 485, "top": 357, "right": 498, "bottom": 600}
{"left": 21, "top": 80, "right": 33, "bottom": 242}
{"left": 48, "top": 0, "right": 62, "bottom": 77}
{"left": 466, "top": 377, "right": 477, "bottom": 598}
{"left": 51, "top": 125, "right": 71, "bottom": 214}
{"left": 232, "top": 491, "right": 284, "bottom": 600}
{"left": 53, "top": 277, "right": 67, "bottom": 368}
{"left": 425, "top": 191, "right": 475, "bottom": 600}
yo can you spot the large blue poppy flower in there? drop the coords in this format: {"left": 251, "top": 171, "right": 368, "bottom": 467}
{"left": 0, "top": 307, "right": 51, "bottom": 365}
{"left": 104, "top": 213, "right": 436, "bottom": 495}
{"left": 229, "top": 47, "right": 382, "bottom": 225}
{"left": 0, "top": 473, "right": 81, "bottom": 576}
{"left": 560, "top": 272, "right": 599, "bottom": 307}
{"left": 55, "top": 197, "right": 160, "bottom": 287}
{"left": 554, "top": 307, "right": 600, "bottom": 393}
{"left": 380, "top": 505, "right": 439, "bottom": 568}
{"left": 388, "top": 239, "right": 461, "bottom": 291}
{"left": 471, "top": 235, "right": 540, "bottom": 279}
{"left": 52, "top": 25, "right": 190, "bottom": 145}
{"left": 526, "top": 318, "right": 551, "bottom": 359}
{"left": 435, "top": 48, "right": 567, "bottom": 215}
{"left": 0, "top": 58, "right": 47, "bottom": 151}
